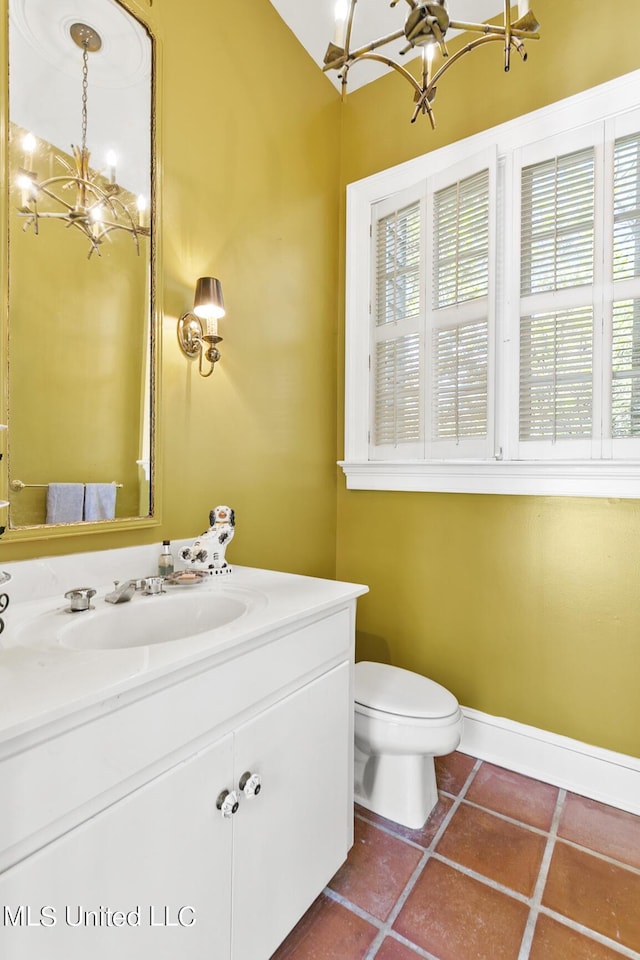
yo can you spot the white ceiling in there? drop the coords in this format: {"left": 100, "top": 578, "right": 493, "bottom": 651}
{"left": 269, "top": 0, "right": 506, "bottom": 91}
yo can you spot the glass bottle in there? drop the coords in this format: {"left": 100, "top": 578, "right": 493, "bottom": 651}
{"left": 158, "top": 539, "right": 174, "bottom": 576}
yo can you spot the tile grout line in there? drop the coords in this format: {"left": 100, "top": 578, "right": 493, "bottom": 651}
{"left": 516, "top": 787, "right": 566, "bottom": 960}
{"left": 553, "top": 836, "right": 640, "bottom": 878}
{"left": 322, "top": 886, "right": 385, "bottom": 930}
{"left": 536, "top": 906, "right": 640, "bottom": 960}
{"left": 458, "top": 796, "right": 555, "bottom": 838}
{"left": 363, "top": 759, "right": 484, "bottom": 960}
{"left": 427, "top": 851, "right": 531, "bottom": 905}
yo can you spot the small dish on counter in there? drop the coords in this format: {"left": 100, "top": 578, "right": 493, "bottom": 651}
{"left": 164, "top": 569, "right": 210, "bottom": 586}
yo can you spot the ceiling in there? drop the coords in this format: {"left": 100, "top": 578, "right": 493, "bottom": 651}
{"left": 269, "top": 0, "right": 506, "bottom": 91}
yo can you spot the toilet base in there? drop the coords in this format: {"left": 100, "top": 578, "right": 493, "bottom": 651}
{"left": 354, "top": 746, "right": 439, "bottom": 829}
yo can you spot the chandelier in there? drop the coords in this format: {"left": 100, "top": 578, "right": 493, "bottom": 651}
{"left": 323, "top": 0, "right": 540, "bottom": 126}
{"left": 16, "top": 22, "right": 149, "bottom": 259}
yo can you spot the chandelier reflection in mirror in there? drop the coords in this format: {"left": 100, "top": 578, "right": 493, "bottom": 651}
{"left": 16, "top": 22, "right": 149, "bottom": 259}
{"left": 323, "top": 0, "right": 540, "bottom": 127}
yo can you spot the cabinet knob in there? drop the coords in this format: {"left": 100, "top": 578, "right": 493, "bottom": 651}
{"left": 216, "top": 789, "right": 240, "bottom": 819}
{"left": 239, "top": 771, "right": 262, "bottom": 799}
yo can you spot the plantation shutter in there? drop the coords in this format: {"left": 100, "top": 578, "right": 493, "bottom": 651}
{"left": 611, "top": 132, "right": 640, "bottom": 448}
{"left": 427, "top": 154, "right": 495, "bottom": 459}
{"left": 519, "top": 307, "right": 593, "bottom": 440}
{"left": 370, "top": 190, "right": 424, "bottom": 457}
{"left": 613, "top": 133, "right": 640, "bottom": 283}
{"left": 520, "top": 149, "right": 595, "bottom": 296}
{"left": 518, "top": 145, "right": 596, "bottom": 457}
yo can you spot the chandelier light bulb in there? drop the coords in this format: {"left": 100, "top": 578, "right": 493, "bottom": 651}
{"left": 22, "top": 132, "right": 36, "bottom": 171}
{"left": 136, "top": 194, "right": 148, "bottom": 228}
{"left": 333, "top": 0, "right": 349, "bottom": 46}
{"left": 518, "top": 0, "right": 530, "bottom": 16}
{"left": 17, "top": 173, "right": 34, "bottom": 206}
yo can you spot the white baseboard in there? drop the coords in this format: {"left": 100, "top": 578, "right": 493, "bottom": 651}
{"left": 459, "top": 707, "right": 640, "bottom": 816}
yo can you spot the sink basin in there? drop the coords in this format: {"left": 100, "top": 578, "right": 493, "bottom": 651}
{"left": 13, "top": 586, "right": 261, "bottom": 651}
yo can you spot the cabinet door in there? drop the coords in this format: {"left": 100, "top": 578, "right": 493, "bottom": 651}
{"left": 0, "top": 733, "right": 234, "bottom": 960}
{"left": 231, "top": 662, "right": 351, "bottom": 960}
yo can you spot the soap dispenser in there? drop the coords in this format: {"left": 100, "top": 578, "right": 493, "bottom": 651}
{"left": 158, "top": 540, "right": 174, "bottom": 576}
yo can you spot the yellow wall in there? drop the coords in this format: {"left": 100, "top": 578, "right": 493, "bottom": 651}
{"left": 0, "top": 0, "right": 342, "bottom": 576}
{"left": 336, "top": 0, "right": 640, "bottom": 757}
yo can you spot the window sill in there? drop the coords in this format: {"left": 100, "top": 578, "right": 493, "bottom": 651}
{"left": 338, "top": 460, "right": 640, "bottom": 498}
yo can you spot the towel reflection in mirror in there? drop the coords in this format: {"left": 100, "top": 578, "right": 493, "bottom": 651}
{"left": 46, "top": 482, "right": 118, "bottom": 524}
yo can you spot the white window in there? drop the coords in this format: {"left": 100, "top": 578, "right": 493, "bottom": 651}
{"left": 341, "top": 70, "right": 640, "bottom": 497}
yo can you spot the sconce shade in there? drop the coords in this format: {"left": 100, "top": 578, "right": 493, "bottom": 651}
{"left": 193, "top": 277, "right": 225, "bottom": 321}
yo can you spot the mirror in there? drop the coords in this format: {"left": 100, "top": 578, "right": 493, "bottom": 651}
{"left": 5, "top": 0, "right": 155, "bottom": 531}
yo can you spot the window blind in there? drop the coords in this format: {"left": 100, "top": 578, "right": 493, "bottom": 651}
{"left": 430, "top": 168, "right": 491, "bottom": 450}
{"left": 521, "top": 148, "right": 595, "bottom": 295}
{"left": 376, "top": 202, "right": 421, "bottom": 327}
{"left": 432, "top": 320, "right": 488, "bottom": 440}
{"left": 613, "top": 133, "right": 640, "bottom": 282}
{"left": 374, "top": 334, "right": 421, "bottom": 445}
{"left": 433, "top": 171, "right": 490, "bottom": 308}
{"left": 519, "top": 307, "right": 593, "bottom": 441}
{"left": 612, "top": 299, "right": 640, "bottom": 437}
{"left": 372, "top": 198, "right": 424, "bottom": 450}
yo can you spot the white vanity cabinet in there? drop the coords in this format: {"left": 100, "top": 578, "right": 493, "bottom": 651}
{"left": 0, "top": 731, "right": 236, "bottom": 959}
{"left": 232, "top": 661, "right": 350, "bottom": 959}
{"left": 0, "top": 590, "right": 360, "bottom": 960}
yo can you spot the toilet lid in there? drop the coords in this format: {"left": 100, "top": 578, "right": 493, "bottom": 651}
{"left": 355, "top": 661, "right": 459, "bottom": 719}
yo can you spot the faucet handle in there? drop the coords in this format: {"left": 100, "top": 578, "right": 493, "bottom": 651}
{"left": 142, "top": 576, "right": 165, "bottom": 596}
{"left": 64, "top": 587, "right": 96, "bottom": 613}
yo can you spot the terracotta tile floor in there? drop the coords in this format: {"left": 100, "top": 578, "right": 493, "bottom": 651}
{"left": 271, "top": 753, "right": 640, "bottom": 960}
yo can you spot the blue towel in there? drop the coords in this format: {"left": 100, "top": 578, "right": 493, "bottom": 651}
{"left": 46, "top": 483, "right": 85, "bottom": 524}
{"left": 84, "top": 483, "right": 117, "bottom": 521}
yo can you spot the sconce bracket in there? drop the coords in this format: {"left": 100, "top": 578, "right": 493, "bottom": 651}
{"left": 177, "top": 313, "right": 204, "bottom": 359}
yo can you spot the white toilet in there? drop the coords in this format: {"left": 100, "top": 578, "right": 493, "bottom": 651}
{"left": 354, "top": 661, "right": 463, "bottom": 829}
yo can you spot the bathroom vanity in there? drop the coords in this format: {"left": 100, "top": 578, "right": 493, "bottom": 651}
{"left": 0, "top": 544, "right": 367, "bottom": 959}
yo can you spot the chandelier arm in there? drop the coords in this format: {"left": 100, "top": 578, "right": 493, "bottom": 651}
{"left": 65, "top": 218, "right": 102, "bottom": 258}
{"left": 447, "top": 20, "right": 540, "bottom": 40}
{"left": 323, "top": 28, "right": 407, "bottom": 72}
{"left": 355, "top": 52, "right": 424, "bottom": 98}
{"left": 504, "top": 0, "right": 511, "bottom": 72}
{"left": 90, "top": 221, "right": 142, "bottom": 253}
{"left": 34, "top": 179, "right": 85, "bottom": 214}
{"left": 425, "top": 31, "right": 525, "bottom": 95}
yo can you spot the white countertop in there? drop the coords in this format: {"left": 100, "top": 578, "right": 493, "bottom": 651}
{"left": 0, "top": 551, "right": 367, "bottom": 749}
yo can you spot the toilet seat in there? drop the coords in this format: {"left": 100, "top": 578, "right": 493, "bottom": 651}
{"left": 355, "top": 661, "right": 459, "bottom": 720}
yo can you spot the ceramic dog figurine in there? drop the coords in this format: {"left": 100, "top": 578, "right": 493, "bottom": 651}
{"left": 179, "top": 505, "right": 235, "bottom": 575}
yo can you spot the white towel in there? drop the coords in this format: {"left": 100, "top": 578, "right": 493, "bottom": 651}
{"left": 84, "top": 483, "right": 117, "bottom": 521}
{"left": 46, "top": 483, "right": 85, "bottom": 524}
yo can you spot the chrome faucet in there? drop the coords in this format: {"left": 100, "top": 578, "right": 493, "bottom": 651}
{"left": 105, "top": 579, "right": 140, "bottom": 604}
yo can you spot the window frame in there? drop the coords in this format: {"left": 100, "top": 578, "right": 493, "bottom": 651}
{"left": 341, "top": 69, "right": 640, "bottom": 497}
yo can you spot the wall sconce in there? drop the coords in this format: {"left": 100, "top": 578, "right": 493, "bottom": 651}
{"left": 177, "top": 277, "right": 226, "bottom": 377}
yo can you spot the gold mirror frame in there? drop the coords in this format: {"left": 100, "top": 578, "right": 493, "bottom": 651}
{"left": 0, "top": 0, "right": 162, "bottom": 544}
